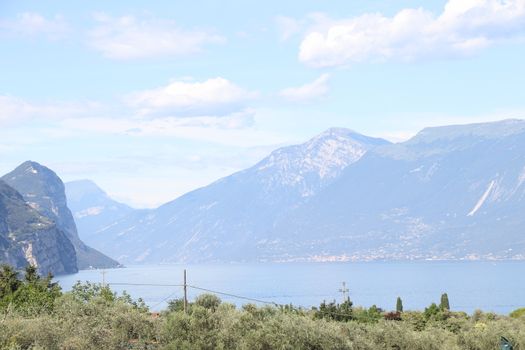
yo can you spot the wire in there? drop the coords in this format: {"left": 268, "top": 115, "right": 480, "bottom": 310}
{"left": 107, "top": 281, "right": 356, "bottom": 318}
{"left": 108, "top": 282, "right": 184, "bottom": 287}
{"left": 151, "top": 290, "right": 181, "bottom": 310}
{"left": 188, "top": 285, "right": 282, "bottom": 307}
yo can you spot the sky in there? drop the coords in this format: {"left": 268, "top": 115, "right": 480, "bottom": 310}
{"left": 1, "top": 0, "right": 524, "bottom": 208}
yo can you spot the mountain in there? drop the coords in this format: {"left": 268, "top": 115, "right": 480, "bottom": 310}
{"left": 65, "top": 180, "right": 134, "bottom": 243}
{"left": 0, "top": 180, "right": 77, "bottom": 275}
{"left": 270, "top": 119, "right": 525, "bottom": 261}
{"left": 2, "top": 162, "right": 120, "bottom": 269}
{"left": 58, "top": 119, "right": 525, "bottom": 264}
{"left": 89, "top": 128, "right": 390, "bottom": 263}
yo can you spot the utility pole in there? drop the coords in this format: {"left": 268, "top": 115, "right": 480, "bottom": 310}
{"left": 339, "top": 281, "right": 349, "bottom": 303}
{"left": 183, "top": 269, "right": 188, "bottom": 314}
{"left": 101, "top": 270, "right": 107, "bottom": 288}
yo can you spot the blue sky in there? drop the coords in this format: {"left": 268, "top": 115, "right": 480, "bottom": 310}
{"left": 1, "top": 0, "right": 524, "bottom": 207}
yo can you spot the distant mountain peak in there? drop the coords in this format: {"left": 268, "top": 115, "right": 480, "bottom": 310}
{"left": 317, "top": 127, "right": 357, "bottom": 137}
{"left": 66, "top": 179, "right": 108, "bottom": 199}
{"left": 19, "top": 160, "right": 48, "bottom": 172}
{"left": 249, "top": 127, "right": 390, "bottom": 197}
{"left": 4, "top": 161, "right": 46, "bottom": 180}
{"left": 313, "top": 127, "right": 389, "bottom": 145}
{"left": 409, "top": 119, "right": 525, "bottom": 144}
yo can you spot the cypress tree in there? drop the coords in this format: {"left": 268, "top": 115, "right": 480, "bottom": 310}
{"left": 396, "top": 296, "right": 403, "bottom": 313}
{"left": 440, "top": 293, "right": 450, "bottom": 310}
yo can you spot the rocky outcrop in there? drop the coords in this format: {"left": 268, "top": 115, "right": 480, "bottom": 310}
{"left": 2, "top": 161, "right": 119, "bottom": 269}
{"left": 0, "top": 180, "right": 77, "bottom": 275}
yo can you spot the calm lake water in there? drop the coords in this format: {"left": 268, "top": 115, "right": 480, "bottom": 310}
{"left": 55, "top": 261, "right": 524, "bottom": 314}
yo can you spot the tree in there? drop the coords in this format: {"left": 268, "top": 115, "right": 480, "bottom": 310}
{"left": 70, "top": 280, "right": 115, "bottom": 303}
{"left": 0, "top": 264, "right": 20, "bottom": 298}
{"left": 396, "top": 297, "right": 403, "bottom": 313}
{"left": 424, "top": 302, "right": 440, "bottom": 319}
{"left": 24, "top": 264, "right": 39, "bottom": 283}
{"left": 0, "top": 264, "right": 62, "bottom": 314}
{"left": 314, "top": 298, "right": 353, "bottom": 322}
{"left": 194, "top": 293, "right": 221, "bottom": 312}
{"left": 440, "top": 293, "right": 450, "bottom": 311}
{"left": 168, "top": 298, "right": 186, "bottom": 312}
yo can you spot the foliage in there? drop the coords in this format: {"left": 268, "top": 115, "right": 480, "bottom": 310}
{"left": 313, "top": 298, "right": 353, "bottom": 322}
{"left": 396, "top": 296, "right": 403, "bottom": 313}
{"left": 440, "top": 293, "right": 450, "bottom": 311}
{"left": 167, "top": 298, "right": 186, "bottom": 313}
{"left": 510, "top": 308, "right": 525, "bottom": 319}
{"left": 194, "top": 293, "right": 221, "bottom": 312}
{"left": 353, "top": 305, "right": 384, "bottom": 324}
{"left": 69, "top": 280, "right": 148, "bottom": 311}
{"left": 1, "top": 269, "right": 525, "bottom": 349}
{"left": 0, "top": 264, "right": 61, "bottom": 315}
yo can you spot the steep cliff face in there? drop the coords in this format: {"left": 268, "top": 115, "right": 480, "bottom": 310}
{"left": 0, "top": 180, "right": 77, "bottom": 275}
{"left": 2, "top": 162, "right": 119, "bottom": 269}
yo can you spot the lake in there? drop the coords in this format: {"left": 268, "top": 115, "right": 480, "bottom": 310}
{"left": 55, "top": 261, "right": 524, "bottom": 314}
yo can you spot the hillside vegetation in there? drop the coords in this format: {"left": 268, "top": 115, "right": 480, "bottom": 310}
{"left": 1, "top": 265, "right": 524, "bottom": 349}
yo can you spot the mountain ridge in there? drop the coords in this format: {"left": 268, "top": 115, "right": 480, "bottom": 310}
{"left": 64, "top": 119, "right": 525, "bottom": 264}
{"left": 81, "top": 128, "right": 389, "bottom": 263}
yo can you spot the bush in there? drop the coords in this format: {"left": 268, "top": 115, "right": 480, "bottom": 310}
{"left": 3, "top": 268, "right": 525, "bottom": 350}
{"left": 510, "top": 307, "right": 525, "bottom": 319}
{"left": 194, "top": 293, "right": 221, "bottom": 312}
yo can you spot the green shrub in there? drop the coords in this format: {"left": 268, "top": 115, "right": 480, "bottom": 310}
{"left": 510, "top": 307, "right": 525, "bottom": 319}
{"left": 3, "top": 269, "right": 525, "bottom": 350}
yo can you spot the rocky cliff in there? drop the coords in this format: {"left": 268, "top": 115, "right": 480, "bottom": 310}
{"left": 0, "top": 180, "right": 77, "bottom": 275}
{"left": 2, "top": 161, "right": 119, "bottom": 269}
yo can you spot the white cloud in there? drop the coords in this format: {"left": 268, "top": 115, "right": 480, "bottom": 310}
{"left": 0, "top": 95, "right": 102, "bottom": 126}
{"left": 279, "top": 74, "right": 330, "bottom": 102}
{"left": 0, "top": 12, "right": 68, "bottom": 39}
{"left": 88, "top": 13, "right": 225, "bottom": 60}
{"left": 275, "top": 15, "right": 304, "bottom": 41}
{"left": 127, "top": 77, "right": 258, "bottom": 116}
{"left": 299, "top": 0, "right": 525, "bottom": 67}
{"left": 57, "top": 112, "right": 286, "bottom": 148}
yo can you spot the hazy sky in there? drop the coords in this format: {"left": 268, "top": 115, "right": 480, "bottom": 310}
{"left": 1, "top": 0, "right": 524, "bottom": 207}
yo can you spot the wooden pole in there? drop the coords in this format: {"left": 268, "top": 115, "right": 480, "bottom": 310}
{"left": 183, "top": 269, "right": 188, "bottom": 314}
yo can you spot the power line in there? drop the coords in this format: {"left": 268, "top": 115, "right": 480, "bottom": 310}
{"left": 108, "top": 283, "right": 184, "bottom": 287}
{"left": 188, "top": 285, "right": 282, "bottom": 306}
{"left": 108, "top": 280, "right": 358, "bottom": 318}
{"left": 151, "top": 289, "right": 181, "bottom": 310}
{"left": 107, "top": 282, "right": 281, "bottom": 305}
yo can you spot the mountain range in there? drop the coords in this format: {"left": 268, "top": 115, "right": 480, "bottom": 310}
{"left": 65, "top": 119, "right": 525, "bottom": 264}
{"left": 3, "top": 119, "right": 524, "bottom": 271}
